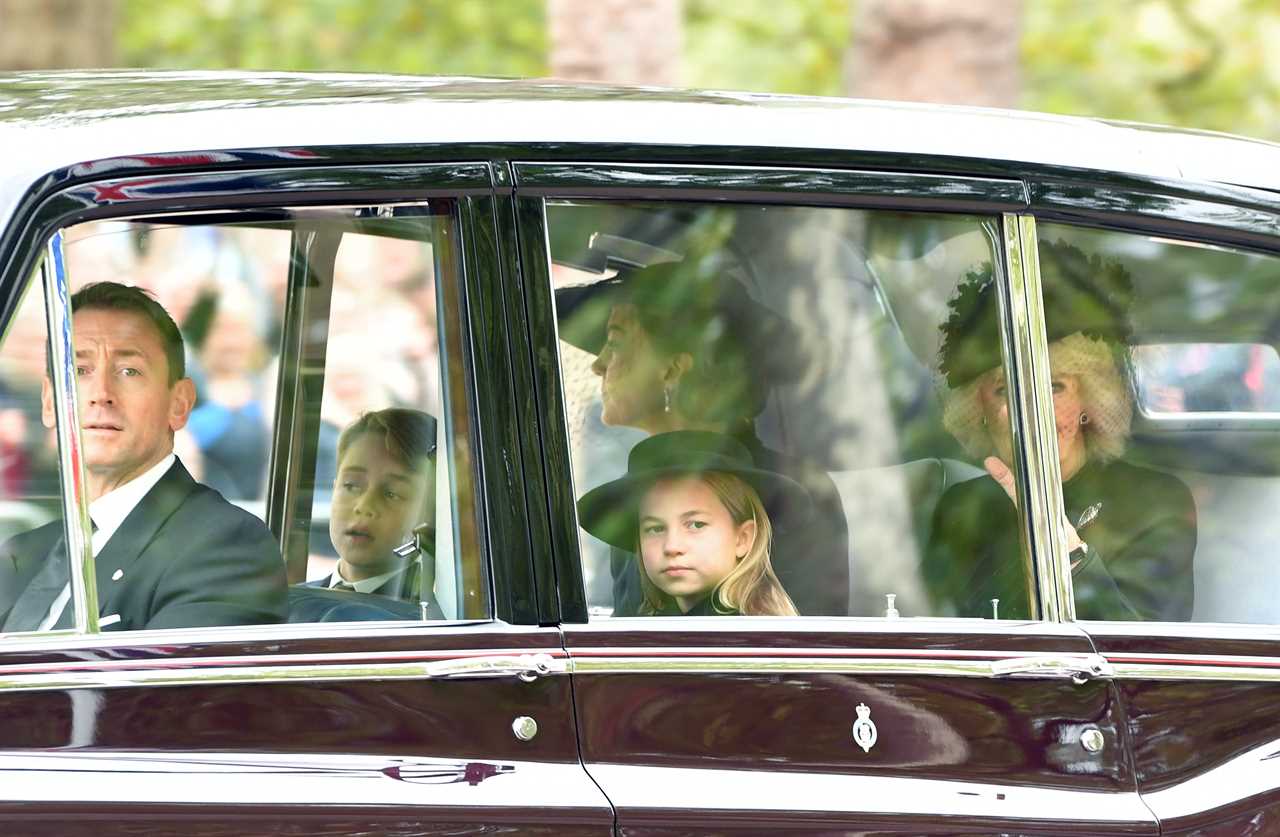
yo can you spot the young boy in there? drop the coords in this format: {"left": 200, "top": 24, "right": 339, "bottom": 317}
{"left": 318, "top": 408, "right": 437, "bottom": 602}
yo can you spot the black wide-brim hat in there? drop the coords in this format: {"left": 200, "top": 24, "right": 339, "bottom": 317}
{"left": 577, "top": 430, "right": 812, "bottom": 551}
{"left": 554, "top": 262, "right": 805, "bottom": 381}
{"left": 938, "top": 239, "right": 1135, "bottom": 388}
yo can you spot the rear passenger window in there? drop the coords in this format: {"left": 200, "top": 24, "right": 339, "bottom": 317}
{"left": 0, "top": 203, "right": 488, "bottom": 636}
{"left": 547, "top": 201, "right": 1030, "bottom": 619}
{"left": 1037, "top": 223, "right": 1280, "bottom": 624}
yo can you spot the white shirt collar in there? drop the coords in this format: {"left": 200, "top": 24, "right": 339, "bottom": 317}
{"left": 89, "top": 453, "right": 175, "bottom": 549}
{"left": 329, "top": 562, "right": 405, "bottom": 595}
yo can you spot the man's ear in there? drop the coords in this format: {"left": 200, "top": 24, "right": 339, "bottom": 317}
{"left": 663, "top": 352, "right": 693, "bottom": 387}
{"left": 40, "top": 377, "right": 55, "bottom": 429}
{"left": 735, "top": 518, "right": 758, "bottom": 560}
{"left": 167, "top": 378, "right": 197, "bottom": 432}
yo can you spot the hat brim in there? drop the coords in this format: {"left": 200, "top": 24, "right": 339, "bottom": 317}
{"left": 577, "top": 464, "right": 812, "bottom": 552}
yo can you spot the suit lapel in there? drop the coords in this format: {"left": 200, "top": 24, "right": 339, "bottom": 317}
{"left": 95, "top": 461, "right": 197, "bottom": 611}
{"left": 0, "top": 533, "right": 69, "bottom": 632}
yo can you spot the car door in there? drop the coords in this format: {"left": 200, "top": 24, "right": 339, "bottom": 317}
{"left": 511, "top": 162, "right": 1157, "bottom": 835}
{"left": 1027, "top": 177, "right": 1280, "bottom": 835}
{"left": 0, "top": 156, "right": 611, "bottom": 834}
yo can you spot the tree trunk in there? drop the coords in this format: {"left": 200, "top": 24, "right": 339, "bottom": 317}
{"left": 547, "top": 0, "right": 682, "bottom": 86}
{"left": 0, "top": 0, "right": 116, "bottom": 70}
{"left": 847, "top": 0, "right": 1021, "bottom": 108}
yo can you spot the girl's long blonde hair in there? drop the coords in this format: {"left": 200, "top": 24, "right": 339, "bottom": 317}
{"left": 637, "top": 470, "right": 798, "bottom": 617}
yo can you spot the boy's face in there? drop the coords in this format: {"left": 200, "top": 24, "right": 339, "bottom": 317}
{"left": 329, "top": 432, "right": 433, "bottom": 580}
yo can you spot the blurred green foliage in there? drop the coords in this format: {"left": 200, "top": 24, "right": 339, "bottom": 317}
{"left": 117, "top": 0, "right": 1280, "bottom": 140}
{"left": 685, "top": 0, "right": 849, "bottom": 96}
{"left": 1023, "top": 0, "right": 1280, "bottom": 140}
{"left": 118, "top": 0, "right": 547, "bottom": 78}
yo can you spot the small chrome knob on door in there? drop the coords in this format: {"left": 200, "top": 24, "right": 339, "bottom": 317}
{"left": 1080, "top": 727, "right": 1105, "bottom": 753}
{"left": 512, "top": 716, "right": 539, "bottom": 742}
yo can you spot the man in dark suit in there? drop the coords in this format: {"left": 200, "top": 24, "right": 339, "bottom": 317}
{"left": 0, "top": 282, "right": 286, "bottom": 633}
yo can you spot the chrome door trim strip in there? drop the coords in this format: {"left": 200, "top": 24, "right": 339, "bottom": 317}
{"left": 41, "top": 230, "right": 99, "bottom": 635}
{"left": 0, "top": 652, "right": 568, "bottom": 694}
{"left": 6, "top": 645, "right": 1280, "bottom": 691}
{"left": 1000, "top": 213, "right": 1073, "bottom": 622}
{"left": 569, "top": 650, "right": 1112, "bottom": 681}
{"left": 1108, "top": 663, "right": 1280, "bottom": 683}
{"left": 587, "top": 762, "right": 1153, "bottom": 824}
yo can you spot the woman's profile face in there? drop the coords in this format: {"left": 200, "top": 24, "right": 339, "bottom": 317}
{"left": 590, "top": 304, "right": 669, "bottom": 430}
{"left": 638, "top": 475, "right": 755, "bottom": 613}
{"left": 977, "top": 364, "right": 1089, "bottom": 479}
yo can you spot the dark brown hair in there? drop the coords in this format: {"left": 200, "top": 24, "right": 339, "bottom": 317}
{"left": 337, "top": 408, "right": 437, "bottom": 469}
{"left": 71, "top": 281, "right": 186, "bottom": 384}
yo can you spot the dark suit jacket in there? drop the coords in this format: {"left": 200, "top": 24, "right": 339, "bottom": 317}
{"left": 294, "top": 563, "right": 444, "bottom": 622}
{"left": 0, "top": 460, "right": 287, "bottom": 632}
{"left": 922, "top": 458, "right": 1196, "bottom": 621}
{"left": 304, "top": 568, "right": 416, "bottom": 601}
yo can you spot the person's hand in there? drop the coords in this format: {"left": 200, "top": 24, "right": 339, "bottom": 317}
{"left": 984, "top": 456, "right": 1085, "bottom": 566}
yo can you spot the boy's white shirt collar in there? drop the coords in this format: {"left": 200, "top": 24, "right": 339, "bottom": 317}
{"left": 330, "top": 562, "right": 405, "bottom": 594}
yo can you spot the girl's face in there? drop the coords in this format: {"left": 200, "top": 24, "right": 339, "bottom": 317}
{"left": 638, "top": 475, "right": 757, "bottom": 613}
{"left": 329, "top": 433, "right": 431, "bottom": 581}
{"left": 977, "top": 367, "right": 1089, "bottom": 480}
{"left": 591, "top": 304, "right": 670, "bottom": 431}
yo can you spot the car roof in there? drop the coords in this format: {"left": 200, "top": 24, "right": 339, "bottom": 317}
{"left": 2, "top": 70, "right": 1279, "bottom": 229}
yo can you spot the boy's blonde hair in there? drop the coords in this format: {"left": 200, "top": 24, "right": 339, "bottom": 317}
{"left": 637, "top": 470, "right": 798, "bottom": 617}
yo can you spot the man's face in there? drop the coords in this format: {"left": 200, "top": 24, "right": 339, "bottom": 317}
{"left": 42, "top": 308, "right": 194, "bottom": 499}
{"left": 329, "top": 433, "right": 433, "bottom": 581}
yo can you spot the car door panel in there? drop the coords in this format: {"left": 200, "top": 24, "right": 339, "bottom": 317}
{"left": 0, "top": 627, "right": 612, "bottom": 835}
{"left": 1091, "top": 630, "right": 1280, "bottom": 835}
{"left": 565, "top": 623, "right": 1153, "bottom": 835}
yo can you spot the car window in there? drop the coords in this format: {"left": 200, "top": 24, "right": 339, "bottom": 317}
{"left": 547, "top": 200, "right": 1030, "bottom": 619}
{"left": 0, "top": 267, "right": 77, "bottom": 633}
{"left": 1037, "top": 222, "right": 1280, "bottom": 624}
{"left": 0, "top": 202, "right": 489, "bottom": 636}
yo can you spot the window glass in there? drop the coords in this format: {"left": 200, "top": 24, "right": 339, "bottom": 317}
{"left": 1037, "top": 222, "right": 1280, "bottom": 623}
{"left": 1132, "top": 342, "right": 1280, "bottom": 414}
{"left": 548, "top": 200, "right": 1026, "bottom": 619}
{"left": 0, "top": 202, "right": 487, "bottom": 636}
{"left": 0, "top": 271, "right": 75, "bottom": 633}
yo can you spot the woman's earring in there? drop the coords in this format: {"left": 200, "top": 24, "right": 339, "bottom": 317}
{"left": 1080, "top": 413, "right": 1090, "bottom": 426}
{"left": 663, "top": 385, "right": 673, "bottom": 414}
{"left": 981, "top": 415, "right": 988, "bottom": 428}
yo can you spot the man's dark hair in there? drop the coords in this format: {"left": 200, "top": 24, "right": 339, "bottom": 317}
{"left": 70, "top": 282, "right": 185, "bottom": 385}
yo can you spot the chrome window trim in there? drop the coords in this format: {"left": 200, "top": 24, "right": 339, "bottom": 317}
{"left": 514, "top": 162, "right": 1029, "bottom": 209}
{"left": 999, "top": 213, "right": 1073, "bottom": 622}
{"left": 567, "top": 614, "right": 1091, "bottom": 637}
{"left": 1083, "top": 620, "right": 1280, "bottom": 641}
{"left": 41, "top": 230, "right": 98, "bottom": 635}
{"left": 0, "top": 617, "right": 502, "bottom": 651}
{"left": 0, "top": 651, "right": 567, "bottom": 694}
{"left": 1108, "top": 662, "right": 1280, "bottom": 683}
